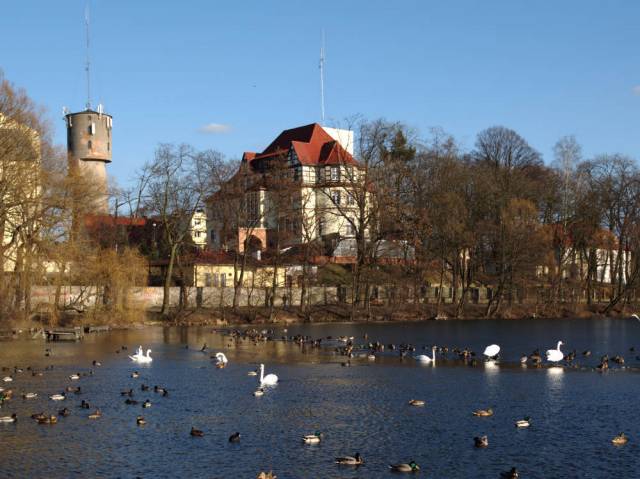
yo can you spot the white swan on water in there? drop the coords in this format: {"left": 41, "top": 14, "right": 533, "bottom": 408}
{"left": 215, "top": 353, "right": 228, "bottom": 365}
{"left": 415, "top": 346, "right": 436, "bottom": 364}
{"left": 129, "top": 346, "right": 153, "bottom": 363}
{"left": 259, "top": 364, "right": 278, "bottom": 386}
{"left": 483, "top": 344, "right": 501, "bottom": 358}
{"left": 546, "top": 341, "right": 564, "bottom": 362}
{"left": 632, "top": 314, "right": 640, "bottom": 321}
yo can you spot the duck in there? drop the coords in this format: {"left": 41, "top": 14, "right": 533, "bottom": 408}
{"left": 2, "top": 376, "right": 13, "bottom": 383}
{"left": 141, "top": 384, "right": 150, "bottom": 391}
{"left": 31, "top": 412, "right": 46, "bottom": 421}
{"left": 92, "top": 360, "right": 101, "bottom": 367}
{"left": 142, "top": 399, "right": 151, "bottom": 408}
{"left": 136, "top": 415, "right": 146, "bottom": 426}
{"left": 0, "top": 413, "right": 17, "bottom": 423}
{"left": 22, "top": 392, "right": 37, "bottom": 399}
{"left": 49, "top": 393, "right": 65, "bottom": 401}
{"left": 302, "top": 431, "right": 322, "bottom": 444}
{"left": 408, "top": 399, "right": 425, "bottom": 407}
{"left": 612, "top": 433, "right": 628, "bottom": 445}
{"left": 254, "top": 388, "right": 265, "bottom": 397}
{"left": 335, "top": 453, "right": 364, "bottom": 465}
{"left": 69, "top": 373, "right": 81, "bottom": 380}
{"left": 131, "top": 371, "right": 140, "bottom": 379}
{"left": 58, "top": 408, "right": 70, "bottom": 417}
{"left": 190, "top": 427, "right": 204, "bottom": 437}
{"left": 515, "top": 417, "right": 531, "bottom": 428}
{"left": 37, "top": 415, "right": 57, "bottom": 425}
{"left": 125, "top": 398, "right": 138, "bottom": 405}
{"left": 88, "top": 409, "right": 102, "bottom": 419}
{"left": 65, "top": 386, "right": 81, "bottom": 394}
{"left": 247, "top": 370, "right": 258, "bottom": 376}
{"left": 389, "top": 461, "right": 420, "bottom": 472}
{"left": 472, "top": 408, "right": 493, "bottom": 417}
{"left": 80, "top": 400, "right": 91, "bottom": 409}
{"left": 121, "top": 389, "right": 134, "bottom": 397}
{"left": 519, "top": 355, "right": 528, "bottom": 364}
{"left": 500, "top": 467, "right": 519, "bottom": 478}
{"left": 228, "top": 432, "right": 241, "bottom": 443}
{"left": 474, "top": 435, "right": 489, "bottom": 448}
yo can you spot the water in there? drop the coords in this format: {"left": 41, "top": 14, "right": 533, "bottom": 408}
{"left": 0, "top": 319, "right": 639, "bottom": 478}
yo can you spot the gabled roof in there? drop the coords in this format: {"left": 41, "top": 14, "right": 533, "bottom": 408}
{"left": 243, "top": 123, "right": 358, "bottom": 167}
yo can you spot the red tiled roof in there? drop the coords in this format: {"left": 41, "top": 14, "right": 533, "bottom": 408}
{"left": 246, "top": 123, "right": 357, "bottom": 167}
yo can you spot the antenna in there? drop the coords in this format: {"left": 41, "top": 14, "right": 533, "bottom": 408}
{"left": 84, "top": 2, "right": 91, "bottom": 110}
{"left": 319, "top": 29, "right": 325, "bottom": 124}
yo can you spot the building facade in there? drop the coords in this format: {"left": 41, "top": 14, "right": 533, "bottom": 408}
{"left": 208, "top": 123, "right": 368, "bottom": 253}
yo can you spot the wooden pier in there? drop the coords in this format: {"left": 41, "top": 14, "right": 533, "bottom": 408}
{"left": 45, "top": 327, "right": 84, "bottom": 342}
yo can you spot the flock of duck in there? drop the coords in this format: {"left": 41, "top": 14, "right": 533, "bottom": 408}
{"left": 0, "top": 326, "right": 636, "bottom": 478}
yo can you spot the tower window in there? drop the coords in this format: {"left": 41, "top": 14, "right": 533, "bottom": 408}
{"left": 107, "top": 142, "right": 110, "bottom": 151}
{"left": 88, "top": 140, "right": 92, "bottom": 150}
{"left": 89, "top": 123, "right": 96, "bottom": 135}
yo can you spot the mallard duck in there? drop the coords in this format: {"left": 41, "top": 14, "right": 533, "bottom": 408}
{"left": 256, "top": 472, "right": 277, "bottom": 479}
{"left": 612, "top": 433, "right": 628, "bottom": 445}
{"left": 141, "top": 384, "right": 150, "bottom": 391}
{"left": 131, "top": 371, "right": 140, "bottom": 379}
{"left": 229, "top": 432, "right": 241, "bottom": 443}
{"left": 302, "top": 431, "right": 322, "bottom": 444}
{"left": 335, "top": 453, "right": 363, "bottom": 465}
{"left": 500, "top": 467, "right": 519, "bottom": 478}
{"left": 409, "top": 399, "right": 425, "bottom": 407}
{"left": 69, "top": 373, "right": 80, "bottom": 380}
{"left": 515, "top": 417, "right": 531, "bottom": 428}
{"left": 136, "top": 415, "right": 146, "bottom": 426}
{"left": 474, "top": 435, "right": 489, "bottom": 448}
{"left": 88, "top": 409, "right": 102, "bottom": 419}
{"left": 142, "top": 399, "right": 151, "bottom": 408}
{"left": 58, "top": 408, "right": 70, "bottom": 417}
{"left": 254, "top": 388, "right": 265, "bottom": 397}
{"left": 247, "top": 370, "right": 258, "bottom": 376}
{"left": 2, "top": 376, "right": 13, "bottom": 383}
{"left": 0, "top": 413, "right": 17, "bottom": 423}
{"left": 389, "top": 461, "right": 419, "bottom": 472}
{"left": 39, "top": 415, "right": 57, "bottom": 425}
{"left": 31, "top": 412, "right": 46, "bottom": 421}
{"left": 49, "top": 393, "right": 65, "bottom": 401}
{"left": 190, "top": 427, "right": 204, "bottom": 437}
{"left": 121, "top": 389, "right": 133, "bottom": 397}
{"left": 22, "top": 392, "right": 37, "bottom": 399}
{"left": 92, "top": 360, "right": 101, "bottom": 367}
{"left": 80, "top": 400, "right": 91, "bottom": 409}
{"left": 125, "top": 398, "right": 138, "bottom": 405}
{"left": 472, "top": 408, "right": 493, "bottom": 417}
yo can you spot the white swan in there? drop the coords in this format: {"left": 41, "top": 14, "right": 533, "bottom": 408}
{"left": 483, "top": 344, "right": 501, "bottom": 358}
{"left": 215, "top": 352, "right": 228, "bottom": 365}
{"left": 259, "top": 363, "right": 278, "bottom": 386}
{"left": 632, "top": 314, "right": 640, "bottom": 321}
{"left": 546, "top": 341, "right": 564, "bottom": 362}
{"left": 415, "top": 346, "right": 436, "bottom": 364}
{"left": 129, "top": 348, "right": 153, "bottom": 363}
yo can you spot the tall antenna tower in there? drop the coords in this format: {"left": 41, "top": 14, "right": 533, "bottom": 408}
{"left": 319, "top": 29, "right": 325, "bottom": 124}
{"left": 84, "top": 2, "right": 91, "bottom": 110}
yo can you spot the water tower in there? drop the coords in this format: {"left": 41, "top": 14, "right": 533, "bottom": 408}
{"left": 65, "top": 105, "right": 112, "bottom": 214}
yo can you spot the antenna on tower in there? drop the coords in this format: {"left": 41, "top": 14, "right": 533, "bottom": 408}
{"left": 84, "top": 2, "right": 91, "bottom": 110}
{"left": 319, "top": 29, "right": 325, "bottom": 124}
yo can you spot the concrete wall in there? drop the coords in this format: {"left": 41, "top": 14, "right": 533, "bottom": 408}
{"left": 28, "top": 285, "right": 339, "bottom": 311}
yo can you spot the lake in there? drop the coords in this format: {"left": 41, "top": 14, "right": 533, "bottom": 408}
{"left": 0, "top": 318, "right": 638, "bottom": 478}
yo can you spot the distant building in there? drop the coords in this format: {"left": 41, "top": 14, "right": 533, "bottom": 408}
{"left": 190, "top": 208, "right": 207, "bottom": 249}
{"left": 65, "top": 105, "right": 112, "bottom": 214}
{"left": 0, "top": 113, "right": 41, "bottom": 273}
{"left": 207, "top": 123, "right": 367, "bottom": 253}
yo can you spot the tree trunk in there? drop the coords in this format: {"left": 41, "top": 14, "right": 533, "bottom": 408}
{"left": 161, "top": 244, "right": 178, "bottom": 315}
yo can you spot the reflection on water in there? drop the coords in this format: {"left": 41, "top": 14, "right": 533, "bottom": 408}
{"left": 0, "top": 319, "right": 639, "bottom": 478}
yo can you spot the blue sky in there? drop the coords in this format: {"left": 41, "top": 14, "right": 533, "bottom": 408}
{"left": 2, "top": 1, "right": 640, "bottom": 186}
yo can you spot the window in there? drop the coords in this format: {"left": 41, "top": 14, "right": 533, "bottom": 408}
{"left": 107, "top": 142, "right": 110, "bottom": 151}
{"left": 194, "top": 231, "right": 202, "bottom": 238}
{"left": 318, "top": 219, "right": 324, "bottom": 236}
{"left": 346, "top": 223, "right": 355, "bottom": 236}
{"left": 330, "top": 166, "right": 340, "bottom": 182}
{"left": 88, "top": 140, "right": 92, "bottom": 150}
{"left": 220, "top": 274, "right": 227, "bottom": 288}
{"left": 89, "top": 123, "right": 96, "bottom": 135}
{"left": 347, "top": 192, "right": 355, "bottom": 205}
{"left": 194, "top": 219, "right": 201, "bottom": 226}
{"left": 331, "top": 191, "right": 341, "bottom": 205}
{"left": 213, "top": 273, "right": 219, "bottom": 287}
{"left": 204, "top": 273, "right": 212, "bottom": 287}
